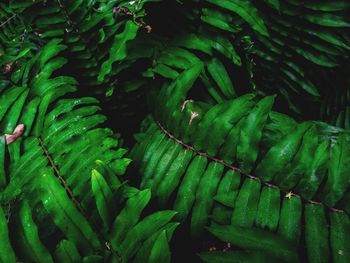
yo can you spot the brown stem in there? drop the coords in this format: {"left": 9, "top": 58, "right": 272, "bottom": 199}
{"left": 0, "top": 14, "right": 16, "bottom": 28}
{"left": 38, "top": 137, "right": 88, "bottom": 218}
{"left": 157, "top": 121, "right": 344, "bottom": 213}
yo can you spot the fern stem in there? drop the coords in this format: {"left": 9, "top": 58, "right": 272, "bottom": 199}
{"left": 38, "top": 137, "right": 88, "bottom": 218}
{"left": 156, "top": 121, "right": 345, "bottom": 214}
{"left": 38, "top": 137, "right": 122, "bottom": 261}
{"left": 0, "top": 14, "right": 16, "bottom": 28}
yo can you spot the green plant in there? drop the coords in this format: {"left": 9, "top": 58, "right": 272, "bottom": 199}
{"left": 0, "top": 37, "right": 177, "bottom": 262}
{"left": 0, "top": 0, "right": 349, "bottom": 262}
{"left": 132, "top": 66, "right": 350, "bottom": 262}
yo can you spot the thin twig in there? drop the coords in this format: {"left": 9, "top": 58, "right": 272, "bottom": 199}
{"left": 0, "top": 14, "right": 16, "bottom": 28}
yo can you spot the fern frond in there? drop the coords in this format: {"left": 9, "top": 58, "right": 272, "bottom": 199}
{"left": 131, "top": 66, "right": 350, "bottom": 242}
{"left": 1, "top": 0, "right": 350, "bottom": 262}
{"left": 0, "top": 39, "right": 175, "bottom": 263}
{"left": 6, "top": 0, "right": 147, "bottom": 89}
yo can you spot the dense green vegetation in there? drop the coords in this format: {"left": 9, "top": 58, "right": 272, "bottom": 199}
{"left": 0, "top": 0, "right": 349, "bottom": 262}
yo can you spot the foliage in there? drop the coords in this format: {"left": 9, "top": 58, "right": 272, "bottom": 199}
{"left": 132, "top": 67, "right": 350, "bottom": 261}
{"left": 0, "top": 37, "right": 175, "bottom": 262}
{"left": 0, "top": 0, "right": 349, "bottom": 262}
